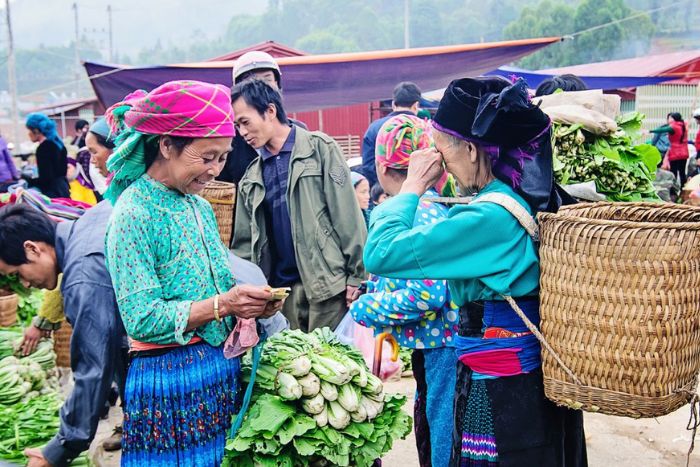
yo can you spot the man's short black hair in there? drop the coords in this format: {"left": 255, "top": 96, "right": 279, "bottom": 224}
{"left": 231, "top": 79, "right": 289, "bottom": 125}
{"left": 0, "top": 205, "right": 56, "bottom": 266}
{"left": 393, "top": 81, "right": 422, "bottom": 108}
{"left": 535, "top": 74, "right": 588, "bottom": 97}
{"left": 75, "top": 119, "right": 89, "bottom": 131}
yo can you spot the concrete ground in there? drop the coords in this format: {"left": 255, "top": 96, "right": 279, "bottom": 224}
{"left": 3, "top": 375, "right": 699, "bottom": 466}
{"left": 382, "top": 378, "right": 700, "bottom": 467}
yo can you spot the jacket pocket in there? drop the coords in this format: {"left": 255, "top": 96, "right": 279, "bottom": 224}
{"left": 315, "top": 212, "right": 345, "bottom": 278}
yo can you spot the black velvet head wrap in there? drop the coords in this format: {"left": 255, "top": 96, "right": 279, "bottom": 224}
{"left": 433, "top": 76, "right": 574, "bottom": 213}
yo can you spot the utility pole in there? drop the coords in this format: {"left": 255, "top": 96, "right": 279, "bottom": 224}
{"left": 107, "top": 5, "right": 113, "bottom": 62}
{"left": 403, "top": 0, "right": 410, "bottom": 48}
{"left": 5, "top": 0, "right": 20, "bottom": 147}
{"left": 72, "top": 2, "right": 80, "bottom": 96}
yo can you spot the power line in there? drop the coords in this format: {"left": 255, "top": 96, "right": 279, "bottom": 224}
{"left": 18, "top": 66, "right": 124, "bottom": 99}
{"left": 567, "top": 1, "right": 691, "bottom": 39}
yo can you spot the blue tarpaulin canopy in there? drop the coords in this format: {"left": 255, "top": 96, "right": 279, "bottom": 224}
{"left": 489, "top": 66, "right": 675, "bottom": 90}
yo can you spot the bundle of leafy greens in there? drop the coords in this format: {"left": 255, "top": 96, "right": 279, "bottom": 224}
{"left": 224, "top": 328, "right": 412, "bottom": 467}
{"left": 552, "top": 112, "right": 661, "bottom": 202}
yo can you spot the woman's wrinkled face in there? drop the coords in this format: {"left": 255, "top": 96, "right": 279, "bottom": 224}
{"left": 86, "top": 132, "right": 112, "bottom": 177}
{"left": 354, "top": 179, "right": 370, "bottom": 210}
{"left": 433, "top": 130, "right": 474, "bottom": 189}
{"left": 161, "top": 136, "right": 233, "bottom": 195}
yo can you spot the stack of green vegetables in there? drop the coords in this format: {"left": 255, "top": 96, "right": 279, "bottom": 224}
{"left": 552, "top": 112, "right": 661, "bottom": 202}
{"left": 0, "top": 328, "right": 64, "bottom": 463}
{"left": 0, "top": 393, "right": 62, "bottom": 462}
{"left": 224, "top": 328, "right": 412, "bottom": 467}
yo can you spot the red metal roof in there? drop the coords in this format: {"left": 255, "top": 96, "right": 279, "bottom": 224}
{"left": 542, "top": 49, "right": 700, "bottom": 84}
{"left": 207, "top": 41, "right": 306, "bottom": 62}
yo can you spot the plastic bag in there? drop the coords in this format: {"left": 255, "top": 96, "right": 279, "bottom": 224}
{"left": 661, "top": 153, "right": 671, "bottom": 171}
{"left": 542, "top": 105, "right": 618, "bottom": 136}
{"left": 334, "top": 312, "right": 402, "bottom": 381}
{"left": 562, "top": 181, "right": 606, "bottom": 202}
{"left": 533, "top": 89, "right": 621, "bottom": 119}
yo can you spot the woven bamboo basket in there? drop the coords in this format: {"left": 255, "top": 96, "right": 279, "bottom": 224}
{"left": 54, "top": 321, "right": 73, "bottom": 368}
{"left": 202, "top": 181, "right": 236, "bottom": 247}
{"left": 0, "top": 292, "right": 18, "bottom": 327}
{"left": 537, "top": 202, "right": 700, "bottom": 418}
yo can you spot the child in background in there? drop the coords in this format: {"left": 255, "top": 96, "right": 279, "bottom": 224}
{"left": 370, "top": 183, "right": 388, "bottom": 205}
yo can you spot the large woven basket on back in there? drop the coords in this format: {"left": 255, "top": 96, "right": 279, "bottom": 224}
{"left": 202, "top": 181, "right": 236, "bottom": 247}
{"left": 0, "top": 292, "right": 18, "bottom": 327}
{"left": 537, "top": 202, "right": 700, "bottom": 418}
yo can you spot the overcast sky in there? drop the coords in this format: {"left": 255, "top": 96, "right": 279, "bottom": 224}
{"left": 6, "top": 0, "right": 267, "bottom": 57}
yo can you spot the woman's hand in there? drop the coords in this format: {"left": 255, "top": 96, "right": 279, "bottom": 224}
{"left": 221, "top": 285, "right": 273, "bottom": 319}
{"left": 261, "top": 299, "right": 284, "bottom": 319}
{"left": 401, "top": 148, "right": 445, "bottom": 196}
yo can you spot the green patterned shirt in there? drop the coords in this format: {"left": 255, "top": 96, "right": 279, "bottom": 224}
{"left": 106, "top": 174, "right": 235, "bottom": 347}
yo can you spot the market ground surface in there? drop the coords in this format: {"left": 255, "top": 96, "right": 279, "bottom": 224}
{"left": 1, "top": 375, "right": 699, "bottom": 467}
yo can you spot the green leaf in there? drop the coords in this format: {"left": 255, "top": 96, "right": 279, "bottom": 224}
{"left": 249, "top": 394, "right": 296, "bottom": 435}
{"left": 229, "top": 435, "right": 254, "bottom": 452}
{"left": 277, "top": 414, "right": 316, "bottom": 445}
{"left": 293, "top": 437, "right": 319, "bottom": 457}
{"left": 631, "top": 143, "right": 661, "bottom": 174}
{"left": 254, "top": 437, "right": 282, "bottom": 455}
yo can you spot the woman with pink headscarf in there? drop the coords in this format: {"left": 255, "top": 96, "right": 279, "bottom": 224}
{"left": 104, "top": 81, "right": 282, "bottom": 465}
{"left": 350, "top": 114, "right": 458, "bottom": 467}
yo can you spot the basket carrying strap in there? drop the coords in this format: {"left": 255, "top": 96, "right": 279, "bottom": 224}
{"left": 470, "top": 193, "right": 539, "bottom": 243}
{"left": 477, "top": 196, "right": 700, "bottom": 466}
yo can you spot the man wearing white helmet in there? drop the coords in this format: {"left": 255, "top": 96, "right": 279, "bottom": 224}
{"left": 217, "top": 51, "right": 306, "bottom": 189}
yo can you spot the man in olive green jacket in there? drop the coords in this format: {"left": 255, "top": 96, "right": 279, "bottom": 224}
{"left": 231, "top": 80, "right": 366, "bottom": 332}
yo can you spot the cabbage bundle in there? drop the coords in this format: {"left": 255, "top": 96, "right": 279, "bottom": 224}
{"left": 224, "top": 328, "right": 412, "bottom": 467}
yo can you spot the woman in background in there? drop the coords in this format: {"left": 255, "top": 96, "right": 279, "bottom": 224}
{"left": 25, "top": 113, "right": 69, "bottom": 199}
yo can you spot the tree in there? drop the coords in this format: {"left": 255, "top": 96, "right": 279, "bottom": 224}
{"left": 295, "top": 30, "right": 361, "bottom": 53}
{"left": 504, "top": 0, "right": 654, "bottom": 69}
{"left": 503, "top": 0, "right": 576, "bottom": 69}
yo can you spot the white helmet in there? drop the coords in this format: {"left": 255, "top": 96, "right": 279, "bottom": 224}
{"left": 693, "top": 107, "right": 700, "bottom": 119}
{"left": 232, "top": 51, "right": 281, "bottom": 87}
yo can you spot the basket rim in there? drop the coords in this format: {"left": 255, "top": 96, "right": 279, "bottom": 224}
{"left": 203, "top": 180, "right": 236, "bottom": 189}
{"left": 538, "top": 201, "right": 700, "bottom": 230}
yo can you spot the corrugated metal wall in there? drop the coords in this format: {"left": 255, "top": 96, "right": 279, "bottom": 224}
{"left": 291, "top": 103, "right": 371, "bottom": 139}
{"left": 636, "top": 84, "right": 700, "bottom": 136}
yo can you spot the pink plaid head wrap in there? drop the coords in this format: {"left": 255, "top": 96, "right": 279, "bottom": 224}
{"left": 375, "top": 114, "right": 432, "bottom": 169}
{"left": 375, "top": 114, "right": 455, "bottom": 196}
{"left": 106, "top": 80, "right": 235, "bottom": 137}
{"left": 104, "top": 80, "right": 235, "bottom": 203}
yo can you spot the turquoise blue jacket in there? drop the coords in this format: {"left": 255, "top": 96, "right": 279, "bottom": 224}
{"left": 363, "top": 179, "right": 540, "bottom": 305}
{"left": 350, "top": 190, "right": 459, "bottom": 349}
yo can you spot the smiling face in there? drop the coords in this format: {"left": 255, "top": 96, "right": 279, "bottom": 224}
{"left": 354, "top": 179, "right": 370, "bottom": 210}
{"left": 0, "top": 241, "right": 58, "bottom": 290}
{"left": 86, "top": 132, "right": 112, "bottom": 177}
{"left": 232, "top": 97, "right": 279, "bottom": 150}
{"left": 159, "top": 136, "right": 233, "bottom": 195}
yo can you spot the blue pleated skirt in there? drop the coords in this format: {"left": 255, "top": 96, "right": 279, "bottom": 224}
{"left": 121, "top": 342, "right": 240, "bottom": 467}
